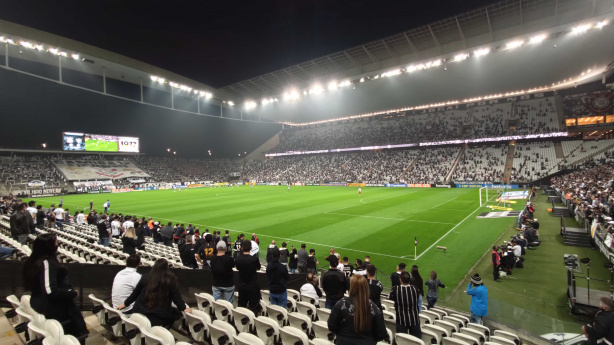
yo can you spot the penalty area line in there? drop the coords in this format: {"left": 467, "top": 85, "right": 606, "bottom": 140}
{"left": 402, "top": 204, "right": 483, "bottom": 260}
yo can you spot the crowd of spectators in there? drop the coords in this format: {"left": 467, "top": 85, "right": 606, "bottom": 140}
{"left": 0, "top": 155, "right": 65, "bottom": 188}
{"left": 130, "top": 157, "right": 240, "bottom": 183}
{"left": 511, "top": 142, "right": 557, "bottom": 182}
{"left": 452, "top": 144, "right": 507, "bottom": 183}
{"left": 513, "top": 97, "right": 560, "bottom": 135}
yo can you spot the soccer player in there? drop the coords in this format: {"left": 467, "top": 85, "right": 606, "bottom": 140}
{"left": 89, "top": 200, "right": 93, "bottom": 211}
{"left": 287, "top": 183, "right": 290, "bottom": 190}
{"left": 358, "top": 187, "right": 362, "bottom": 196}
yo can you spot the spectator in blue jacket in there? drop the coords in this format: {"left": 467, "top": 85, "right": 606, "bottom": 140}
{"left": 466, "top": 274, "right": 488, "bottom": 324}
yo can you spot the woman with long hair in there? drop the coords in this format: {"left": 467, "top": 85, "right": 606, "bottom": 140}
{"left": 425, "top": 271, "right": 446, "bottom": 309}
{"left": 118, "top": 258, "right": 192, "bottom": 327}
{"left": 22, "top": 233, "right": 88, "bottom": 341}
{"left": 122, "top": 227, "right": 137, "bottom": 254}
{"left": 328, "top": 275, "right": 388, "bottom": 345}
{"left": 411, "top": 265, "right": 424, "bottom": 313}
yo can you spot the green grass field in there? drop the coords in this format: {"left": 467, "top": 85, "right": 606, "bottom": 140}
{"left": 84, "top": 139, "right": 119, "bottom": 152}
{"left": 30, "top": 186, "right": 518, "bottom": 289}
{"left": 30, "top": 186, "right": 607, "bottom": 333}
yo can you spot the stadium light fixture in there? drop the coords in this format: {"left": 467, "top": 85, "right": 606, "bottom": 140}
{"left": 19, "top": 41, "right": 34, "bottom": 49}
{"left": 474, "top": 48, "right": 491, "bottom": 57}
{"left": 381, "top": 69, "right": 402, "bottom": 77}
{"left": 327, "top": 81, "right": 338, "bottom": 91}
{"left": 505, "top": 40, "right": 524, "bottom": 49}
{"left": 596, "top": 21, "right": 608, "bottom": 29}
{"left": 244, "top": 100, "right": 257, "bottom": 109}
{"left": 35, "top": 44, "right": 44, "bottom": 51}
{"left": 359, "top": 78, "right": 365, "bottom": 83}
{"left": 452, "top": 53, "right": 469, "bottom": 62}
{"left": 5, "top": 38, "right": 14, "bottom": 45}
{"left": 571, "top": 24, "right": 591, "bottom": 34}
{"left": 227, "top": 101, "right": 234, "bottom": 106}
{"left": 529, "top": 34, "right": 547, "bottom": 44}
{"left": 284, "top": 90, "right": 300, "bottom": 100}
{"left": 309, "top": 85, "right": 324, "bottom": 94}
{"left": 173, "top": 151, "right": 176, "bottom": 155}
{"left": 71, "top": 53, "right": 79, "bottom": 60}
{"left": 338, "top": 80, "right": 352, "bottom": 87}
{"left": 167, "top": 148, "right": 170, "bottom": 152}
{"left": 41, "top": 143, "right": 46, "bottom": 148}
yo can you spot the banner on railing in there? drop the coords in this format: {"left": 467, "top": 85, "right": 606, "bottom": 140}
{"left": 52, "top": 160, "right": 150, "bottom": 181}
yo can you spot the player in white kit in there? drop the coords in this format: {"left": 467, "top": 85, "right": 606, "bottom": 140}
{"left": 358, "top": 187, "right": 362, "bottom": 196}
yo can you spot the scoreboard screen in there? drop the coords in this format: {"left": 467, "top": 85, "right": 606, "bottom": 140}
{"left": 63, "top": 132, "right": 140, "bottom": 153}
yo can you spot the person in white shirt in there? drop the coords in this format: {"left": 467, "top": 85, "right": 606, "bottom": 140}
{"left": 111, "top": 216, "right": 122, "bottom": 239}
{"left": 299, "top": 273, "right": 322, "bottom": 305}
{"left": 76, "top": 211, "right": 86, "bottom": 225}
{"left": 53, "top": 204, "right": 65, "bottom": 231}
{"left": 112, "top": 254, "right": 142, "bottom": 312}
{"left": 26, "top": 201, "right": 37, "bottom": 227}
{"left": 250, "top": 240, "right": 259, "bottom": 257}
{"left": 122, "top": 216, "right": 135, "bottom": 235}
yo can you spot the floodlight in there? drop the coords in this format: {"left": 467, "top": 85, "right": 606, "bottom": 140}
{"left": 452, "top": 53, "right": 469, "bottom": 62}
{"left": 327, "top": 81, "right": 338, "bottom": 91}
{"left": 596, "top": 21, "right": 608, "bottom": 29}
{"left": 474, "top": 48, "right": 490, "bottom": 57}
{"left": 244, "top": 101, "right": 257, "bottom": 109}
{"left": 310, "top": 85, "right": 324, "bottom": 94}
{"left": 571, "top": 24, "right": 591, "bottom": 34}
{"left": 529, "top": 34, "right": 547, "bottom": 44}
{"left": 71, "top": 53, "right": 80, "bottom": 60}
{"left": 20, "top": 41, "right": 34, "bottom": 49}
{"left": 227, "top": 101, "right": 234, "bottom": 106}
{"left": 505, "top": 40, "right": 524, "bottom": 49}
{"left": 5, "top": 39, "right": 14, "bottom": 45}
{"left": 35, "top": 44, "right": 44, "bottom": 51}
{"left": 359, "top": 78, "right": 365, "bottom": 83}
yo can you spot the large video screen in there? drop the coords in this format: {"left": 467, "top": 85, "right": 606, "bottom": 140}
{"left": 63, "top": 132, "right": 139, "bottom": 153}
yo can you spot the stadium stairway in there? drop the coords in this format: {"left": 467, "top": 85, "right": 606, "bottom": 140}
{"left": 560, "top": 216, "right": 593, "bottom": 248}
{"left": 503, "top": 144, "right": 515, "bottom": 183}
{"left": 444, "top": 146, "right": 465, "bottom": 183}
{"left": 553, "top": 142, "right": 564, "bottom": 159}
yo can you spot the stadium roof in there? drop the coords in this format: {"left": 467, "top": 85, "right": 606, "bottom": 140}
{"left": 219, "top": 0, "right": 614, "bottom": 102}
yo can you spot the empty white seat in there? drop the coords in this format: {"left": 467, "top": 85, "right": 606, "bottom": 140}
{"left": 382, "top": 310, "right": 396, "bottom": 321}
{"left": 434, "top": 319, "right": 459, "bottom": 334}
{"left": 461, "top": 328, "right": 487, "bottom": 343}
{"left": 195, "top": 292, "right": 215, "bottom": 316}
{"left": 103, "top": 303, "right": 125, "bottom": 337}
{"left": 465, "top": 323, "right": 490, "bottom": 340}
{"left": 313, "top": 320, "right": 335, "bottom": 342}
{"left": 261, "top": 290, "right": 271, "bottom": 306}
{"left": 6, "top": 294, "right": 21, "bottom": 310}
{"left": 422, "top": 310, "right": 441, "bottom": 321}
{"left": 213, "top": 299, "right": 234, "bottom": 323}
{"left": 396, "top": 333, "right": 426, "bottom": 345}
{"left": 288, "top": 312, "right": 313, "bottom": 337}
{"left": 209, "top": 320, "right": 237, "bottom": 345}
{"left": 255, "top": 315, "right": 281, "bottom": 345}
{"left": 42, "top": 319, "right": 65, "bottom": 345}
{"left": 57, "top": 334, "right": 82, "bottom": 345}
{"left": 142, "top": 325, "right": 176, "bottom": 345}
{"left": 493, "top": 330, "right": 520, "bottom": 345}
{"left": 300, "top": 293, "right": 318, "bottom": 305}
{"left": 184, "top": 310, "right": 211, "bottom": 343}
{"left": 430, "top": 307, "right": 448, "bottom": 318}
{"left": 296, "top": 301, "right": 317, "bottom": 321}
{"left": 421, "top": 328, "right": 440, "bottom": 345}
{"left": 420, "top": 314, "right": 432, "bottom": 327}
{"left": 316, "top": 308, "right": 330, "bottom": 322}
{"left": 287, "top": 289, "right": 301, "bottom": 301}
{"left": 267, "top": 304, "right": 289, "bottom": 327}
{"left": 232, "top": 307, "right": 256, "bottom": 333}
{"left": 384, "top": 319, "right": 396, "bottom": 340}
{"left": 281, "top": 325, "right": 310, "bottom": 345}
{"left": 490, "top": 335, "right": 517, "bottom": 345}
{"left": 442, "top": 337, "right": 471, "bottom": 345}
{"left": 443, "top": 316, "right": 464, "bottom": 330}
{"left": 286, "top": 297, "right": 298, "bottom": 312}
{"left": 234, "top": 332, "right": 266, "bottom": 345}
{"left": 452, "top": 332, "right": 480, "bottom": 345}
{"left": 123, "top": 313, "right": 151, "bottom": 345}
{"left": 450, "top": 314, "right": 470, "bottom": 326}
{"left": 424, "top": 324, "right": 449, "bottom": 339}
{"left": 88, "top": 294, "right": 108, "bottom": 326}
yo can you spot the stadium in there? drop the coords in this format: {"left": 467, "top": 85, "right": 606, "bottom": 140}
{"left": 0, "top": 0, "right": 614, "bottom": 344}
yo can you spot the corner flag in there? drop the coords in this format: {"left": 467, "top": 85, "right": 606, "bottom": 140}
{"left": 414, "top": 237, "right": 417, "bottom": 259}
{"left": 415, "top": 237, "right": 417, "bottom": 246}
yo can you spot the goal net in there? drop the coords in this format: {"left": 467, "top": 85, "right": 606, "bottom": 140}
{"left": 479, "top": 186, "right": 504, "bottom": 208}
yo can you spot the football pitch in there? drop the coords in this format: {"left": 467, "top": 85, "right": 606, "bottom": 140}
{"left": 84, "top": 139, "right": 119, "bottom": 152}
{"left": 31, "top": 186, "right": 520, "bottom": 290}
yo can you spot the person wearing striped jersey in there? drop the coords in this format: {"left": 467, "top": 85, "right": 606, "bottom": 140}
{"left": 388, "top": 271, "right": 421, "bottom": 338}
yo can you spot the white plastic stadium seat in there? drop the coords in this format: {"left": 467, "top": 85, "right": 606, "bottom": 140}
{"left": 443, "top": 315, "right": 465, "bottom": 330}
{"left": 434, "top": 319, "right": 459, "bottom": 334}
{"left": 493, "top": 330, "right": 520, "bottom": 345}
{"left": 396, "top": 333, "right": 426, "bottom": 345}
{"left": 88, "top": 294, "right": 108, "bottom": 325}
{"left": 452, "top": 332, "right": 480, "bottom": 345}
{"left": 103, "top": 303, "right": 125, "bottom": 337}
{"left": 255, "top": 315, "right": 280, "bottom": 345}
{"left": 442, "top": 337, "right": 471, "bottom": 345}
{"left": 464, "top": 324, "right": 489, "bottom": 341}
{"left": 288, "top": 312, "right": 312, "bottom": 336}
{"left": 422, "top": 328, "right": 440, "bottom": 345}
{"left": 209, "top": 320, "right": 237, "bottom": 345}
{"left": 142, "top": 325, "right": 176, "bottom": 345}
{"left": 123, "top": 313, "right": 151, "bottom": 345}
{"left": 42, "top": 319, "right": 65, "bottom": 345}
{"left": 312, "top": 320, "right": 335, "bottom": 342}
{"left": 310, "top": 339, "right": 335, "bottom": 345}
{"left": 489, "top": 336, "right": 517, "bottom": 345}
{"left": 184, "top": 310, "right": 210, "bottom": 343}
{"left": 316, "top": 308, "right": 330, "bottom": 322}
{"left": 266, "top": 305, "right": 289, "bottom": 328}
{"left": 424, "top": 324, "right": 449, "bottom": 339}
{"left": 232, "top": 307, "right": 256, "bottom": 333}
{"left": 213, "top": 299, "right": 234, "bottom": 323}
{"left": 234, "top": 333, "right": 266, "bottom": 345}
{"left": 195, "top": 292, "right": 215, "bottom": 316}
{"left": 280, "top": 325, "right": 310, "bottom": 345}
{"left": 287, "top": 289, "right": 301, "bottom": 301}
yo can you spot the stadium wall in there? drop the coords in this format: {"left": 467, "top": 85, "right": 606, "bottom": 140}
{"left": 0, "top": 67, "right": 282, "bottom": 157}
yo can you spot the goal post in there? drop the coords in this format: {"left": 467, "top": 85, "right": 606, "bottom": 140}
{"left": 479, "top": 186, "right": 505, "bottom": 208}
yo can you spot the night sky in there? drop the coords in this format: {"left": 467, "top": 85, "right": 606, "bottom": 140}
{"left": 1, "top": 0, "right": 499, "bottom": 88}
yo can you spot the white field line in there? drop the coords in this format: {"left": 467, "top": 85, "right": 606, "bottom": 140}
{"left": 324, "top": 191, "right": 419, "bottom": 213}
{"left": 325, "top": 212, "right": 457, "bottom": 225}
{"left": 402, "top": 205, "right": 483, "bottom": 259}
{"left": 60, "top": 202, "right": 408, "bottom": 259}
{"left": 430, "top": 196, "right": 460, "bottom": 209}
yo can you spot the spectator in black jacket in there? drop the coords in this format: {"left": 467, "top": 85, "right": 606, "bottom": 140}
{"left": 280, "top": 242, "right": 289, "bottom": 269}
{"left": 179, "top": 235, "right": 198, "bottom": 269}
{"left": 583, "top": 297, "right": 614, "bottom": 345}
{"left": 288, "top": 245, "right": 298, "bottom": 274}
{"left": 23, "top": 234, "right": 88, "bottom": 341}
{"left": 10, "top": 203, "right": 30, "bottom": 244}
{"left": 266, "top": 247, "right": 289, "bottom": 307}
{"left": 328, "top": 274, "right": 388, "bottom": 345}
{"left": 266, "top": 240, "right": 277, "bottom": 265}
{"left": 118, "top": 259, "right": 192, "bottom": 327}
{"left": 411, "top": 265, "right": 424, "bottom": 313}
{"left": 322, "top": 256, "right": 348, "bottom": 309}
{"left": 390, "top": 263, "right": 406, "bottom": 287}
{"left": 366, "top": 264, "right": 383, "bottom": 311}
{"left": 97, "top": 214, "right": 111, "bottom": 247}
{"left": 36, "top": 205, "right": 45, "bottom": 230}
{"left": 236, "top": 240, "right": 262, "bottom": 314}
{"left": 210, "top": 241, "right": 235, "bottom": 302}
